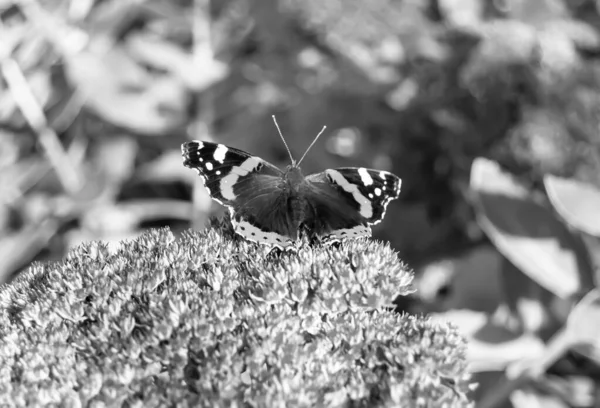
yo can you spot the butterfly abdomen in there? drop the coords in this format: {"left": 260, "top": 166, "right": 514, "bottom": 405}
{"left": 287, "top": 195, "right": 307, "bottom": 230}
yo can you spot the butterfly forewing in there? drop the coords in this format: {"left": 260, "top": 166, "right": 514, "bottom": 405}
{"left": 306, "top": 167, "right": 401, "bottom": 225}
{"left": 182, "top": 141, "right": 283, "bottom": 207}
{"left": 182, "top": 141, "right": 296, "bottom": 248}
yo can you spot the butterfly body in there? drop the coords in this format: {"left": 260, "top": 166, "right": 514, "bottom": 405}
{"left": 182, "top": 140, "right": 401, "bottom": 249}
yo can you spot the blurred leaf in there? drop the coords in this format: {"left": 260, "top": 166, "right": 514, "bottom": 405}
{"left": 0, "top": 158, "right": 51, "bottom": 205}
{"left": 0, "top": 220, "right": 58, "bottom": 285}
{"left": 535, "top": 28, "right": 579, "bottom": 79}
{"left": 497, "top": 258, "right": 567, "bottom": 336}
{"left": 80, "top": 200, "right": 192, "bottom": 236}
{"left": 506, "top": 107, "right": 572, "bottom": 176}
{"left": 136, "top": 150, "right": 193, "bottom": 183}
{"left": 544, "top": 175, "right": 600, "bottom": 238}
{"left": 461, "top": 20, "right": 536, "bottom": 90}
{"left": 478, "top": 334, "right": 544, "bottom": 371}
{"left": 501, "top": 0, "right": 569, "bottom": 24}
{"left": 0, "top": 24, "right": 27, "bottom": 62}
{"left": 535, "top": 376, "right": 596, "bottom": 408}
{"left": 510, "top": 387, "right": 568, "bottom": 408}
{"left": 416, "top": 246, "right": 503, "bottom": 312}
{"left": 64, "top": 46, "right": 187, "bottom": 135}
{"left": 0, "top": 70, "right": 53, "bottom": 128}
{"left": 470, "top": 157, "right": 594, "bottom": 299}
{"left": 93, "top": 136, "right": 138, "bottom": 186}
{"left": 545, "top": 20, "right": 600, "bottom": 52}
{"left": 477, "top": 297, "right": 597, "bottom": 408}
{"left": 478, "top": 290, "right": 600, "bottom": 408}
{"left": 433, "top": 309, "right": 545, "bottom": 373}
{"left": 126, "top": 33, "right": 227, "bottom": 91}
{"left": 12, "top": 29, "right": 54, "bottom": 71}
{"left": 566, "top": 289, "right": 600, "bottom": 364}
{"left": 438, "top": 0, "right": 483, "bottom": 29}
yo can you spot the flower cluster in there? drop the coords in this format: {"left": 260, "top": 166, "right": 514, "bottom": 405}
{"left": 0, "top": 220, "right": 472, "bottom": 406}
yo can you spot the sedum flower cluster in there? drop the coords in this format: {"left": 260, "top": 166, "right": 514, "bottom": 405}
{"left": 0, "top": 219, "right": 472, "bottom": 407}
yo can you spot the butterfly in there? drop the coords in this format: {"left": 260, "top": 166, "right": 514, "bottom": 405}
{"left": 181, "top": 116, "right": 401, "bottom": 250}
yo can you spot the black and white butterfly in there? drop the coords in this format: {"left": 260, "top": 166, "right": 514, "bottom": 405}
{"left": 182, "top": 117, "right": 401, "bottom": 250}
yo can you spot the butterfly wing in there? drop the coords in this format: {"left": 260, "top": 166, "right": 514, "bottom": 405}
{"left": 304, "top": 167, "right": 401, "bottom": 242}
{"left": 182, "top": 141, "right": 297, "bottom": 249}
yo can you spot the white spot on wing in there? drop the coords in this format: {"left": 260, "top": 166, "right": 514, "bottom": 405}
{"left": 380, "top": 171, "right": 387, "bottom": 184}
{"left": 232, "top": 218, "right": 295, "bottom": 249}
{"left": 375, "top": 187, "right": 382, "bottom": 196}
{"left": 214, "top": 144, "right": 228, "bottom": 163}
{"left": 216, "top": 170, "right": 221, "bottom": 175}
{"left": 206, "top": 162, "right": 213, "bottom": 171}
{"left": 358, "top": 168, "right": 373, "bottom": 186}
{"left": 188, "top": 140, "right": 204, "bottom": 149}
{"left": 220, "top": 157, "right": 263, "bottom": 200}
{"left": 326, "top": 169, "right": 373, "bottom": 218}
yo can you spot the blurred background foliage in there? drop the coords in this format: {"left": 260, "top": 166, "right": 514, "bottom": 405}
{"left": 2, "top": 0, "right": 600, "bottom": 406}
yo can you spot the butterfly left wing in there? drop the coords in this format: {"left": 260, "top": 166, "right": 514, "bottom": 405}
{"left": 304, "top": 167, "right": 401, "bottom": 242}
{"left": 182, "top": 141, "right": 299, "bottom": 249}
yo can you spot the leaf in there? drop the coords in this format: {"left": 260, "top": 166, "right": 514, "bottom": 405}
{"left": 461, "top": 20, "right": 537, "bottom": 82}
{"left": 544, "top": 175, "right": 600, "bottom": 237}
{"left": 135, "top": 150, "right": 192, "bottom": 183}
{"left": 565, "top": 289, "right": 600, "bottom": 364}
{"left": 498, "top": 257, "right": 564, "bottom": 334}
{"left": 470, "top": 158, "right": 594, "bottom": 299}
{"left": 0, "top": 70, "right": 53, "bottom": 128}
{"left": 437, "top": 0, "right": 483, "bottom": 29}
{"left": 500, "top": 0, "right": 569, "bottom": 23}
{"left": 64, "top": 46, "right": 186, "bottom": 135}
{"left": 80, "top": 200, "right": 193, "bottom": 235}
{"left": 545, "top": 20, "right": 600, "bottom": 52}
{"left": 126, "top": 33, "right": 227, "bottom": 91}
{"left": 0, "top": 220, "right": 59, "bottom": 285}
{"left": 94, "top": 136, "right": 138, "bottom": 185}
{"left": 431, "top": 309, "right": 545, "bottom": 372}
{"left": 509, "top": 387, "right": 568, "bottom": 408}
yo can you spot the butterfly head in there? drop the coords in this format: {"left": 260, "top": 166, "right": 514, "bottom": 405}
{"left": 284, "top": 164, "right": 304, "bottom": 188}
{"left": 271, "top": 115, "right": 327, "bottom": 169}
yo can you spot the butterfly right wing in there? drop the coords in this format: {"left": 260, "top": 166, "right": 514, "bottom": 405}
{"left": 182, "top": 141, "right": 296, "bottom": 248}
{"left": 303, "top": 167, "right": 401, "bottom": 243}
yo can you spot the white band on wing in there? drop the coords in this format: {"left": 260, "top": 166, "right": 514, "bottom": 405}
{"left": 232, "top": 217, "right": 295, "bottom": 249}
{"left": 325, "top": 169, "right": 373, "bottom": 219}
{"left": 220, "top": 157, "right": 263, "bottom": 201}
{"left": 322, "top": 225, "right": 371, "bottom": 243}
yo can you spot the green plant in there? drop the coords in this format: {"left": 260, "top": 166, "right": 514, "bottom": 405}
{"left": 463, "top": 157, "right": 600, "bottom": 407}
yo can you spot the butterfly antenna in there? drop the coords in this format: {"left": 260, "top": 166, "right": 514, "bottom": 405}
{"left": 297, "top": 125, "right": 327, "bottom": 166}
{"left": 272, "top": 115, "right": 295, "bottom": 165}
